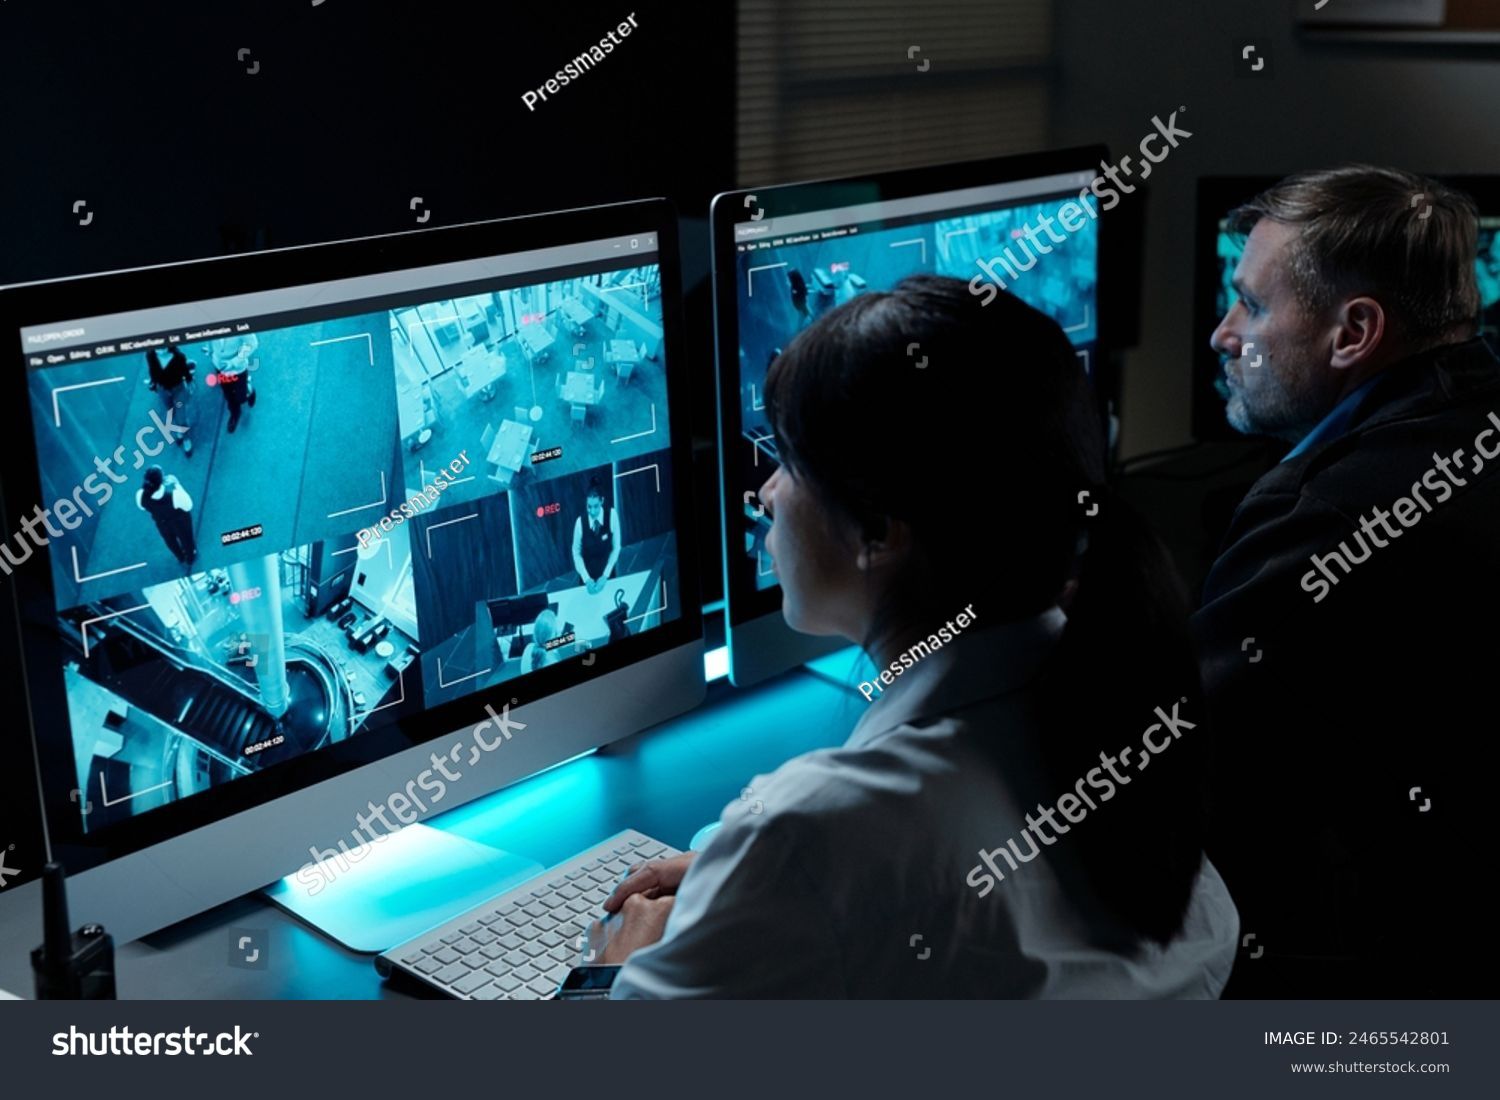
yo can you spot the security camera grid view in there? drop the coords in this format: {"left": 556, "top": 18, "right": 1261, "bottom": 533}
{"left": 20, "top": 255, "right": 682, "bottom": 833}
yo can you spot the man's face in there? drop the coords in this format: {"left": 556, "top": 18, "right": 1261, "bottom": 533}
{"left": 1210, "top": 219, "right": 1344, "bottom": 440}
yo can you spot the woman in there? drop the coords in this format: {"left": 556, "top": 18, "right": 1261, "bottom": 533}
{"left": 594, "top": 275, "right": 1239, "bottom": 997}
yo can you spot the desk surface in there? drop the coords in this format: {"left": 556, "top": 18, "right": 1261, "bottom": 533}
{"left": 82, "top": 664, "right": 864, "bottom": 999}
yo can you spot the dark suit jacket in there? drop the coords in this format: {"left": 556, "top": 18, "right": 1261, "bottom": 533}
{"left": 1193, "top": 336, "right": 1500, "bottom": 997}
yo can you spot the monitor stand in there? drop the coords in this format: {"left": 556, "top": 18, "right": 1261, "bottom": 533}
{"left": 261, "top": 822, "right": 544, "bottom": 954}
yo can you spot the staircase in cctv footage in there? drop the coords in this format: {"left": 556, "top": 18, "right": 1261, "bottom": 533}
{"left": 58, "top": 601, "right": 357, "bottom": 830}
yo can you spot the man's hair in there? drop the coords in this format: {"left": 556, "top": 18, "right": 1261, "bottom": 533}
{"left": 1229, "top": 164, "right": 1481, "bottom": 344}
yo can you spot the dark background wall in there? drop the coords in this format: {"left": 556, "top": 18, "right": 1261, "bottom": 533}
{"left": 1050, "top": 0, "right": 1500, "bottom": 457}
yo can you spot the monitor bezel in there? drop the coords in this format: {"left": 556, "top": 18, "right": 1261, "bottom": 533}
{"left": 708, "top": 147, "right": 1111, "bottom": 640}
{"left": 0, "top": 197, "right": 703, "bottom": 876}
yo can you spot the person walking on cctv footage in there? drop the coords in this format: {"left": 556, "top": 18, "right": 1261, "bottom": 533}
{"left": 145, "top": 345, "right": 195, "bottom": 456}
{"left": 212, "top": 332, "right": 259, "bottom": 433}
{"left": 136, "top": 464, "right": 197, "bottom": 567}
{"left": 572, "top": 477, "right": 622, "bottom": 594}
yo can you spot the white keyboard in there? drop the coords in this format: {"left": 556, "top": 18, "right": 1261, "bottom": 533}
{"left": 376, "top": 829, "right": 680, "bottom": 1000}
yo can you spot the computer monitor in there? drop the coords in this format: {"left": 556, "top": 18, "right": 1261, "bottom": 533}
{"left": 709, "top": 148, "right": 1108, "bottom": 686}
{"left": 0, "top": 198, "right": 702, "bottom": 946}
{"left": 1192, "top": 175, "right": 1500, "bottom": 441}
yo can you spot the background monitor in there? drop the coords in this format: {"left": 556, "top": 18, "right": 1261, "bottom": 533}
{"left": 1192, "top": 175, "right": 1500, "bottom": 442}
{"left": 0, "top": 198, "right": 702, "bottom": 949}
{"left": 710, "top": 148, "right": 1108, "bottom": 687}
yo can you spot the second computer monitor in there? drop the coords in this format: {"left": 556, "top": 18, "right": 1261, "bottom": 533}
{"left": 710, "top": 148, "right": 1108, "bottom": 686}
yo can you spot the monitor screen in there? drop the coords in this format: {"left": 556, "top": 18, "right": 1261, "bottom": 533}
{"left": 720, "top": 161, "right": 1102, "bottom": 607}
{"left": 11, "top": 225, "right": 688, "bottom": 839}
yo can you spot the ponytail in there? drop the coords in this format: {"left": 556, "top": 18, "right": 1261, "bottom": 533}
{"left": 1035, "top": 483, "right": 1210, "bottom": 946}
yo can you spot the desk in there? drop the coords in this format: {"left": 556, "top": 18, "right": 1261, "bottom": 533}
{"left": 606, "top": 338, "right": 639, "bottom": 367}
{"left": 559, "top": 371, "right": 601, "bottom": 406}
{"left": 518, "top": 324, "right": 554, "bottom": 363}
{"left": 549, "top": 569, "right": 654, "bottom": 646}
{"left": 488, "top": 418, "right": 532, "bottom": 473}
{"left": 457, "top": 349, "right": 506, "bottom": 399}
{"left": 560, "top": 299, "right": 593, "bottom": 334}
{"left": 0, "top": 665, "right": 861, "bottom": 998}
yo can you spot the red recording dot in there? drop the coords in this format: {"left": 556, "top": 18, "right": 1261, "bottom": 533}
{"left": 229, "top": 591, "right": 241, "bottom": 604}
{"left": 536, "top": 506, "right": 545, "bottom": 518}
{"left": 206, "top": 372, "right": 219, "bottom": 387}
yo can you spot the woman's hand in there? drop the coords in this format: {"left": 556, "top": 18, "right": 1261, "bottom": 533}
{"left": 602, "top": 852, "right": 697, "bottom": 914}
{"left": 592, "top": 894, "right": 675, "bottom": 964}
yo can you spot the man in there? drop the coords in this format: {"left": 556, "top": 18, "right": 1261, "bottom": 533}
{"left": 1195, "top": 165, "right": 1500, "bottom": 997}
{"left": 136, "top": 465, "right": 197, "bottom": 567}
{"left": 212, "top": 333, "right": 259, "bottom": 433}
{"left": 146, "top": 345, "right": 195, "bottom": 455}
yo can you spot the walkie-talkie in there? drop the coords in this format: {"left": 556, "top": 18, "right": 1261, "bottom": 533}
{"left": 30, "top": 862, "right": 116, "bottom": 999}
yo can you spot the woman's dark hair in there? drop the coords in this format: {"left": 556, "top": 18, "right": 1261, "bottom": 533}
{"left": 585, "top": 478, "right": 605, "bottom": 504}
{"left": 764, "top": 274, "right": 1208, "bottom": 947}
{"left": 142, "top": 465, "right": 164, "bottom": 492}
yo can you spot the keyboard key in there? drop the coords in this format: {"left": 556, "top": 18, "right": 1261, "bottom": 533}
{"left": 433, "top": 947, "right": 461, "bottom": 965}
{"left": 565, "top": 869, "right": 588, "bottom": 881}
{"left": 522, "top": 902, "right": 549, "bottom": 918}
{"left": 527, "top": 976, "right": 558, "bottom": 998}
{"left": 462, "top": 954, "right": 490, "bottom": 970}
{"left": 513, "top": 964, "right": 540, "bottom": 983}
{"left": 451, "top": 938, "right": 480, "bottom": 956}
{"left": 432, "top": 962, "right": 470, "bottom": 985}
{"left": 539, "top": 930, "right": 566, "bottom": 948}
{"left": 494, "top": 974, "right": 522, "bottom": 992}
{"left": 472, "top": 983, "right": 506, "bottom": 1000}
{"left": 479, "top": 912, "right": 505, "bottom": 925}
{"left": 557, "top": 884, "right": 582, "bottom": 901}
{"left": 549, "top": 943, "right": 574, "bottom": 963}
{"left": 422, "top": 942, "right": 446, "bottom": 954}
{"left": 567, "top": 897, "right": 595, "bottom": 915}
{"left": 534, "top": 916, "right": 559, "bottom": 934}
{"left": 413, "top": 956, "right": 445, "bottom": 975}
{"left": 498, "top": 933, "right": 523, "bottom": 950}
{"left": 548, "top": 878, "right": 566, "bottom": 889}
{"left": 521, "top": 941, "right": 550, "bottom": 959}
{"left": 401, "top": 951, "right": 425, "bottom": 964}
{"left": 452, "top": 971, "right": 492, "bottom": 996}
{"left": 638, "top": 843, "right": 666, "bottom": 859}
{"left": 504, "top": 912, "right": 530, "bottom": 928}
{"left": 472, "top": 928, "right": 497, "bottom": 945}
{"left": 514, "top": 923, "right": 542, "bottom": 941}
{"left": 481, "top": 943, "right": 506, "bottom": 960}
{"left": 613, "top": 844, "right": 630, "bottom": 855}
{"left": 441, "top": 932, "right": 465, "bottom": 945}
{"left": 460, "top": 922, "right": 482, "bottom": 935}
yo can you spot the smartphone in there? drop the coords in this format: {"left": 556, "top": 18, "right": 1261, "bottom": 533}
{"left": 553, "top": 964, "right": 622, "bottom": 1000}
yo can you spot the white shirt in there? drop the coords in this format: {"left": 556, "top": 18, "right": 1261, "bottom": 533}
{"left": 612, "top": 608, "right": 1239, "bottom": 998}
